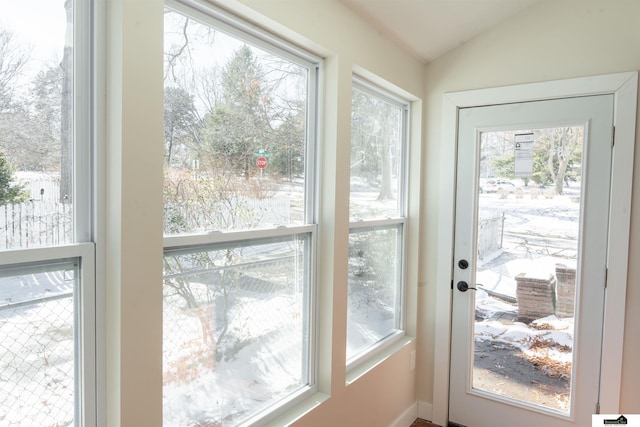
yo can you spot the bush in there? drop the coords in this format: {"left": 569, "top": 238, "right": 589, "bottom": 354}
{"left": 0, "top": 150, "right": 28, "bottom": 205}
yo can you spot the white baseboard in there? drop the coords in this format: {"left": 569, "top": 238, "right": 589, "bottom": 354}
{"left": 391, "top": 402, "right": 418, "bottom": 427}
{"left": 417, "top": 401, "right": 433, "bottom": 423}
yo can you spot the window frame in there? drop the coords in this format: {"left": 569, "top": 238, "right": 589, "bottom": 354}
{"left": 0, "top": 0, "right": 98, "bottom": 424}
{"left": 161, "top": 1, "right": 321, "bottom": 424}
{"left": 346, "top": 76, "right": 410, "bottom": 371}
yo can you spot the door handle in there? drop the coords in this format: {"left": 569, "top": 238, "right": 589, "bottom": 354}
{"left": 456, "top": 281, "right": 477, "bottom": 292}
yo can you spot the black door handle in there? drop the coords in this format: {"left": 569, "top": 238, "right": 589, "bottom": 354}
{"left": 457, "top": 281, "right": 477, "bottom": 292}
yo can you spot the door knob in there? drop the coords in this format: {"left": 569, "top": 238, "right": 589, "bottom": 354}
{"left": 457, "top": 281, "right": 476, "bottom": 292}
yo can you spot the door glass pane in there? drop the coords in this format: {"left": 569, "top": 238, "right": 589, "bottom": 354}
{"left": 473, "top": 127, "right": 583, "bottom": 413}
{"left": 163, "top": 235, "right": 310, "bottom": 426}
{"left": 0, "top": 260, "right": 78, "bottom": 425}
{"left": 0, "top": 1, "right": 74, "bottom": 249}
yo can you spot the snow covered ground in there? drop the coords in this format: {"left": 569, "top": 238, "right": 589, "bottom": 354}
{"left": 470, "top": 187, "right": 580, "bottom": 411}
{"left": 162, "top": 285, "right": 306, "bottom": 427}
{"left": 0, "top": 183, "right": 582, "bottom": 425}
{"left": 475, "top": 289, "right": 574, "bottom": 370}
{"left": 0, "top": 278, "right": 74, "bottom": 426}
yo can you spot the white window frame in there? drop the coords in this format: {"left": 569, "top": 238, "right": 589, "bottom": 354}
{"left": 162, "top": 0, "right": 321, "bottom": 423}
{"left": 0, "top": 0, "right": 98, "bottom": 424}
{"left": 346, "top": 77, "right": 410, "bottom": 371}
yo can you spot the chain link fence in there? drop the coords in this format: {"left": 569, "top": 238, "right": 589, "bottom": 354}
{"left": 0, "top": 294, "right": 74, "bottom": 426}
{"left": 163, "top": 243, "right": 306, "bottom": 427}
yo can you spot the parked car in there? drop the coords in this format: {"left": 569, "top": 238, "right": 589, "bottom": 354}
{"left": 480, "top": 179, "right": 516, "bottom": 193}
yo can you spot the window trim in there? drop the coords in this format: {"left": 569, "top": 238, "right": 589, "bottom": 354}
{"left": 166, "top": 0, "right": 321, "bottom": 68}
{"left": 74, "top": 0, "right": 94, "bottom": 244}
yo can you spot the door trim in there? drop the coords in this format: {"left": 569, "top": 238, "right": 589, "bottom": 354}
{"left": 432, "top": 72, "right": 638, "bottom": 426}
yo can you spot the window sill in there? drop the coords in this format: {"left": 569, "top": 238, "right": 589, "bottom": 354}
{"left": 262, "top": 392, "right": 330, "bottom": 427}
{"left": 346, "top": 335, "right": 415, "bottom": 386}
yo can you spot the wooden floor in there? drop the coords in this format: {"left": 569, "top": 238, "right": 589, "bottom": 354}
{"left": 410, "top": 418, "right": 441, "bottom": 427}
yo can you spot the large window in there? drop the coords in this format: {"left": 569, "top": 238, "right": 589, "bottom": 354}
{"left": 162, "top": 1, "right": 319, "bottom": 425}
{"left": 0, "top": 0, "right": 95, "bottom": 425}
{"left": 347, "top": 78, "right": 409, "bottom": 367}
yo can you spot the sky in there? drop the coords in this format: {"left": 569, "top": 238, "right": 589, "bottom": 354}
{"left": 0, "top": 0, "right": 67, "bottom": 77}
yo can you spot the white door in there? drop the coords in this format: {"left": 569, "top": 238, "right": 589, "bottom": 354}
{"left": 449, "top": 95, "right": 614, "bottom": 427}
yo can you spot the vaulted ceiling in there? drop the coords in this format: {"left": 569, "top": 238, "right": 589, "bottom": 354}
{"left": 339, "top": 0, "right": 541, "bottom": 63}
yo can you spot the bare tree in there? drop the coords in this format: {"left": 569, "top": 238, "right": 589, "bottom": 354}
{"left": 542, "top": 127, "right": 582, "bottom": 195}
{"left": 0, "top": 28, "right": 29, "bottom": 113}
{"left": 351, "top": 90, "right": 401, "bottom": 201}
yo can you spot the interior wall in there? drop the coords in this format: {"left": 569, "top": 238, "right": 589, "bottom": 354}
{"left": 420, "top": 0, "right": 640, "bottom": 414}
{"left": 105, "top": 0, "right": 424, "bottom": 425}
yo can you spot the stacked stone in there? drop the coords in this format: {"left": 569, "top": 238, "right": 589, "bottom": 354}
{"left": 515, "top": 273, "right": 556, "bottom": 324}
{"left": 555, "top": 264, "right": 576, "bottom": 318}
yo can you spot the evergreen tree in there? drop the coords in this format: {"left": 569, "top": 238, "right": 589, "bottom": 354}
{"left": 0, "top": 150, "right": 27, "bottom": 205}
{"left": 201, "top": 46, "right": 272, "bottom": 178}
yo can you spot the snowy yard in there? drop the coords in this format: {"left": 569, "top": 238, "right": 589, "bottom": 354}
{"left": 0, "top": 183, "right": 583, "bottom": 424}
{"left": 471, "top": 187, "right": 581, "bottom": 411}
{"left": 0, "top": 269, "right": 75, "bottom": 427}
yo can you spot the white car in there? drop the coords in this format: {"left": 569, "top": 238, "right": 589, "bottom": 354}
{"left": 480, "top": 179, "right": 515, "bottom": 193}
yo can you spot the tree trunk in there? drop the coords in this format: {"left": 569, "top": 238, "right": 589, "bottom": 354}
{"left": 377, "top": 137, "right": 393, "bottom": 200}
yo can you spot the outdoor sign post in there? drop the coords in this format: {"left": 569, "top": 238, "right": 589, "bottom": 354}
{"left": 254, "top": 149, "right": 269, "bottom": 177}
{"left": 514, "top": 132, "right": 534, "bottom": 178}
{"left": 256, "top": 156, "right": 268, "bottom": 177}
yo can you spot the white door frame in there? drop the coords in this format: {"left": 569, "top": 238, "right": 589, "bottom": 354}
{"left": 431, "top": 72, "right": 638, "bottom": 427}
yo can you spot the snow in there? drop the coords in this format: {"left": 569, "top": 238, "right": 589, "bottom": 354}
{"left": 162, "top": 276, "right": 307, "bottom": 426}
{"left": 471, "top": 188, "right": 580, "bottom": 404}
{"left": 475, "top": 300, "right": 574, "bottom": 369}
{"left": 0, "top": 183, "right": 583, "bottom": 425}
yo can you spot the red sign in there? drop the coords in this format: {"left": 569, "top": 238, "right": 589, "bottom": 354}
{"left": 256, "top": 156, "right": 268, "bottom": 169}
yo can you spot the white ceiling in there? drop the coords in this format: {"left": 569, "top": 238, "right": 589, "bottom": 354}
{"left": 339, "top": 0, "right": 541, "bottom": 63}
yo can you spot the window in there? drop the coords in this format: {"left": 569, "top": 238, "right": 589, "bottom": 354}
{"left": 347, "top": 78, "right": 408, "bottom": 367}
{"left": 162, "top": 1, "right": 319, "bottom": 425}
{"left": 0, "top": 0, "right": 95, "bottom": 425}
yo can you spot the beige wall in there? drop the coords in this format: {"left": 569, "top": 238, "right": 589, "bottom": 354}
{"left": 105, "top": 0, "right": 640, "bottom": 424}
{"left": 420, "top": 0, "right": 640, "bottom": 414}
{"left": 105, "top": 0, "right": 424, "bottom": 425}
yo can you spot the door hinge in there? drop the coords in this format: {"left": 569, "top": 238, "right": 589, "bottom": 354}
{"left": 605, "top": 267, "right": 608, "bottom": 289}
{"left": 451, "top": 279, "right": 454, "bottom": 290}
{"left": 612, "top": 126, "right": 616, "bottom": 147}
